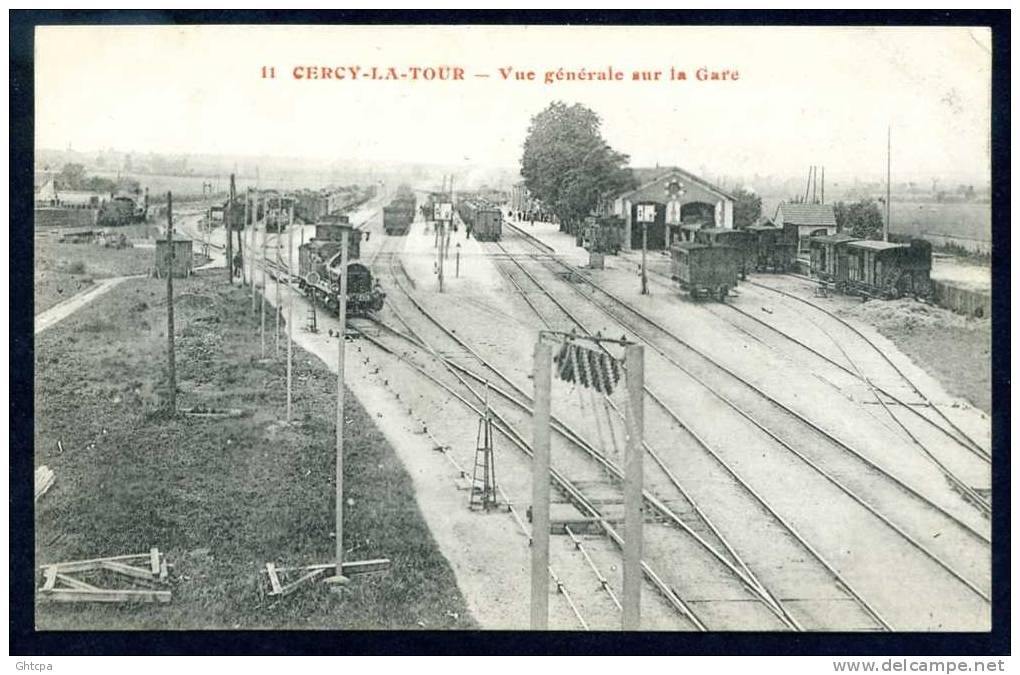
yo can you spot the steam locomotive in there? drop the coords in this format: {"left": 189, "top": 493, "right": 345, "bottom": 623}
{"left": 296, "top": 217, "right": 385, "bottom": 316}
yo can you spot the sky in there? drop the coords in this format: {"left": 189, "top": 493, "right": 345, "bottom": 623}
{"left": 35, "top": 25, "right": 993, "bottom": 184}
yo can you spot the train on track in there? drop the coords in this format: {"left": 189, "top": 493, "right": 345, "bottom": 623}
{"left": 296, "top": 217, "right": 385, "bottom": 316}
{"left": 456, "top": 198, "right": 503, "bottom": 241}
{"left": 383, "top": 185, "right": 416, "bottom": 235}
{"left": 808, "top": 233, "right": 933, "bottom": 299}
{"left": 96, "top": 191, "right": 149, "bottom": 227}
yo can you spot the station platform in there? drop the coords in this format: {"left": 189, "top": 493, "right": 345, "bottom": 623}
{"left": 399, "top": 216, "right": 504, "bottom": 294}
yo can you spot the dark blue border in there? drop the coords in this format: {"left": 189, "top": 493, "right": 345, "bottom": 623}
{"left": 9, "top": 9, "right": 1010, "bottom": 656}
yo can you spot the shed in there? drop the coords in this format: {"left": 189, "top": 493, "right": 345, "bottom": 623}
{"left": 153, "top": 236, "right": 193, "bottom": 278}
{"left": 773, "top": 203, "right": 838, "bottom": 253}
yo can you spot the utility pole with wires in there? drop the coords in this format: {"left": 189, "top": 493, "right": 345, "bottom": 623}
{"left": 532, "top": 331, "right": 642, "bottom": 630}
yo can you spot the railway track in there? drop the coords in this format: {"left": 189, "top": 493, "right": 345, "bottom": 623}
{"left": 744, "top": 278, "right": 990, "bottom": 461}
{"left": 375, "top": 245, "right": 740, "bottom": 629}
{"left": 482, "top": 240, "right": 896, "bottom": 630}
{"left": 623, "top": 253, "right": 991, "bottom": 508}
{"left": 497, "top": 221, "right": 991, "bottom": 630}
{"left": 701, "top": 298, "right": 991, "bottom": 517}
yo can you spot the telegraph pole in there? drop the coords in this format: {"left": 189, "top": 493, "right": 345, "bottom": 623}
{"left": 226, "top": 176, "right": 235, "bottom": 285}
{"left": 531, "top": 340, "right": 552, "bottom": 629}
{"left": 165, "top": 192, "right": 177, "bottom": 413}
{"left": 275, "top": 196, "right": 282, "bottom": 358}
{"left": 286, "top": 202, "right": 294, "bottom": 422}
{"left": 332, "top": 226, "right": 351, "bottom": 582}
{"left": 251, "top": 190, "right": 257, "bottom": 311}
{"left": 261, "top": 196, "right": 268, "bottom": 359}
{"left": 622, "top": 343, "right": 645, "bottom": 629}
{"left": 885, "top": 127, "right": 891, "bottom": 242}
{"left": 641, "top": 221, "right": 648, "bottom": 295}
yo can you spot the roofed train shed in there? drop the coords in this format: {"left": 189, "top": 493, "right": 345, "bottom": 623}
{"left": 611, "top": 167, "right": 735, "bottom": 251}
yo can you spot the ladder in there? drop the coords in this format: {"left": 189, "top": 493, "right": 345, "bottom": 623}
{"left": 469, "top": 385, "right": 498, "bottom": 511}
{"left": 306, "top": 302, "right": 318, "bottom": 333}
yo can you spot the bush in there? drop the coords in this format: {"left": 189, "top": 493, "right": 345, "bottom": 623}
{"left": 68, "top": 261, "right": 87, "bottom": 275}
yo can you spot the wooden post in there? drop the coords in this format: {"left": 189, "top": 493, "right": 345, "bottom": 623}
{"left": 622, "top": 343, "right": 644, "bottom": 630}
{"left": 335, "top": 228, "right": 350, "bottom": 578}
{"left": 165, "top": 192, "right": 177, "bottom": 413}
{"left": 226, "top": 176, "right": 234, "bottom": 285}
{"left": 261, "top": 198, "right": 267, "bottom": 359}
{"left": 275, "top": 200, "right": 281, "bottom": 358}
{"left": 286, "top": 203, "right": 294, "bottom": 422}
{"left": 885, "top": 127, "right": 891, "bottom": 242}
{"left": 251, "top": 191, "right": 257, "bottom": 311}
{"left": 438, "top": 220, "right": 445, "bottom": 293}
{"left": 241, "top": 196, "right": 249, "bottom": 286}
{"left": 531, "top": 340, "right": 552, "bottom": 630}
{"left": 641, "top": 221, "right": 648, "bottom": 295}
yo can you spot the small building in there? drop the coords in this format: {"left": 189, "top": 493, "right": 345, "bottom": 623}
{"left": 153, "top": 236, "right": 193, "bottom": 278}
{"left": 773, "top": 203, "right": 837, "bottom": 254}
{"left": 611, "top": 167, "right": 735, "bottom": 251}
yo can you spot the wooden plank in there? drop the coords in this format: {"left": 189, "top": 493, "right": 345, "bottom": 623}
{"left": 265, "top": 562, "right": 283, "bottom": 594}
{"left": 150, "top": 548, "right": 160, "bottom": 576}
{"left": 100, "top": 560, "right": 159, "bottom": 581}
{"left": 40, "top": 553, "right": 149, "bottom": 572}
{"left": 159, "top": 558, "right": 169, "bottom": 582}
{"left": 38, "top": 588, "right": 171, "bottom": 604}
{"left": 276, "top": 567, "right": 329, "bottom": 597}
{"left": 265, "top": 558, "right": 392, "bottom": 576}
{"left": 55, "top": 574, "right": 100, "bottom": 591}
{"left": 42, "top": 567, "right": 57, "bottom": 592}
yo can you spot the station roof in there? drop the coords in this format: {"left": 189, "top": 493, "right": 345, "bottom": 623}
{"left": 616, "top": 166, "right": 735, "bottom": 202}
{"left": 810, "top": 232, "right": 859, "bottom": 245}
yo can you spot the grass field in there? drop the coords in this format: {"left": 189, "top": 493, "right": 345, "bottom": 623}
{"left": 841, "top": 299, "right": 991, "bottom": 414}
{"left": 34, "top": 235, "right": 207, "bottom": 314}
{"left": 34, "top": 272, "right": 474, "bottom": 629}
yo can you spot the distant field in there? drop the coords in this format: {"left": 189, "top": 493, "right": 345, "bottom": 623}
{"left": 92, "top": 171, "right": 353, "bottom": 200}
{"left": 760, "top": 196, "right": 990, "bottom": 253}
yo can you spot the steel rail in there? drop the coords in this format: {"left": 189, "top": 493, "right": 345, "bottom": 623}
{"left": 747, "top": 279, "right": 990, "bottom": 461}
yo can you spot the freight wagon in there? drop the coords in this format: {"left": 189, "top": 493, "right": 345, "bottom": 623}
{"left": 457, "top": 199, "right": 502, "bottom": 241}
{"left": 670, "top": 242, "right": 741, "bottom": 301}
{"left": 809, "top": 235, "right": 932, "bottom": 299}
{"left": 695, "top": 227, "right": 755, "bottom": 279}
{"left": 745, "top": 224, "right": 797, "bottom": 273}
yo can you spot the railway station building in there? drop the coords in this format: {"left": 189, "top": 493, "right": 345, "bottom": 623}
{"left": 610, "top": 167, "right": 735, "bottom": 251}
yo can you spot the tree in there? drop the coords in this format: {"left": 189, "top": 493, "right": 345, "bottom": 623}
{"left": 731, "top": 188, "right": 762, "bottom": 228}
{"left": 55, "top": 163, "right": 88, "bottom": 190}
{"left": 520, "top": 102, "right": 635, "bottom": 232}
{"left": 833, "top": 199, "right": 884, "bottom": 239}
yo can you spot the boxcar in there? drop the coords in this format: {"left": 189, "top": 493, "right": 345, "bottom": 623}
{"left": 458, "top": 199, "right": 502, "bottom": 241}
{"left": 670, "top": 242, "right": 741, "bottom": 301}
{"left": 746, "top": 224, "right": 796, "bottom": 272}
{"left": 695, "top": 228, "right": 755, "bottom": 279}
{"left": 840, "top": 239, "right": 932, "bottom": 299}
{"left": 578, "top": 216, "right": 624, "bottom": 254}
{"left": 809, "top": 232, "right": 859, "bottom": 282}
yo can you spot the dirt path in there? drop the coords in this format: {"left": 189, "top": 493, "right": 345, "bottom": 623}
{"left": 34, "top": 274, "right": 145, "bottom": 335}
